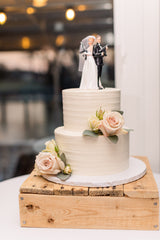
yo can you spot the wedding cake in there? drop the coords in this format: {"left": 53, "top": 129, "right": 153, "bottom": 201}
{"left": 55, "top": 88, "right": 129, "bottom": 176}
{"left": 34, "top": 34, "right": 146, "bottom": 186}
{"left": 35, "top": 87, "right": 147, "bottom": 186}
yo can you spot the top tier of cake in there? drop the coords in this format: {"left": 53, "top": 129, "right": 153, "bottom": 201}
{"left": 63, "top": 88, "right": 120, "bottom": 132}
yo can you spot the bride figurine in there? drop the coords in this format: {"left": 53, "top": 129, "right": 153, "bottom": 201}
{"left": 79, "top": 35, "right": 103, "bottom": 90}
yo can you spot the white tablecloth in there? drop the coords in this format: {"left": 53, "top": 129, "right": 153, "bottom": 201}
{"left": 0, "top": 174, "right": 160, "bottom": 240}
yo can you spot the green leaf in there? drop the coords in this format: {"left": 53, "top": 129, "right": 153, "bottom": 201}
{"left": 96, "top": 110, "right": 99, "bottom": 119}
{"left": 56, "top": 172, "right": 71, "bottom": 181}
{"left": 107, "top": 135, "right": 119, "bottom": 144}
{"left": 83, "top": 130, "right": 98, "bottom": 137}
{"left": 55, "top": 145, "right": 59, "bottom": 153}
{"left": 96, "top": 108, "right": 105, "bottom": 120}
{"left": 123, "top": 128, "right": 134, "bottom": 132}
{"left": 113, "top": 110, "right": 124, "bottom": 115}
{"left": 60, "top": 153, "right": 67, "bottom": 165}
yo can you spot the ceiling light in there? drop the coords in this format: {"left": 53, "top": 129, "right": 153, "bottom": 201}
{"left": 0, "top": 11, "right": 7, "bottom": 25}
{"left": 56, "top": 35, "right": 65, "bottom": 47}
{"left": 77, "top": 5, "right": 86, "bottom": 11}
{"left": 65, "top": 8, "right": 75, "bottom": 21}
{"left": 32, "top": 0, "right": 48, "bottom": 8}
{"left": 22, "top": 37, "right": 31, "bottom": 49}
{"left": 26, "top": 7, "right": 35, "bottom": 15}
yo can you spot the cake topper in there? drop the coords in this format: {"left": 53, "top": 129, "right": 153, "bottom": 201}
{"left": 93, "top": 35, "right": 108, "bottom": 89}
{"left": 79, "top": 34, "right": 108, "bottom": 90}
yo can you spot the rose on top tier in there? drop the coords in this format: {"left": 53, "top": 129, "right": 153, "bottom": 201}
{"left": 98, "top": 111, "right": 125, "bottom": 136}
{"left": 35, "top": 152, "right": 65, "bottom": 175}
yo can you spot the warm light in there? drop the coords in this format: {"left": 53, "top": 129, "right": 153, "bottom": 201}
{"left": 26, "top": 7, "right": 35, "bottom": 15}
{"left": 77, "top": 5, "right": 86, "bottom": 11}
{"left": 65, "top": 8, "right": 75, "bottom": 21}
{"left": 32, "top": 0, "right": 48, "bottom": 8}
{"left": 22, "top": 37, "right": 31, "bottom": 49}
{"left": 55, "top": 35, "right": 65, "bottom": 47}
{"left": 0, "top": 12, "right": 7, "bottom": 25}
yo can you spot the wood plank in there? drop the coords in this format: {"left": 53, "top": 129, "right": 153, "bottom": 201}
{"left": 72, "top": 186, "right": 88, "bottom": 196}
{"left": 19, "top": 193, "right": 159, "bottom": 230}
{"left": 53, "top": 183, "right": 73, "bottom": 195}
{"left": 89, "top": 185, "right": 124, "bottom": 196}
{"left": 47, "top": 181, "right": 88, "bottom": 196}
{"left": 20, "top": 156, "right": 158, "bottom": 198}
{"left": 20, "top": 169, "right": 89, "bottom": 196}
{"left": 124, "top": 156, "right": 159, "bottom": 198}
{"left": 20, "top": 169, "right": 54, "bottom": 195}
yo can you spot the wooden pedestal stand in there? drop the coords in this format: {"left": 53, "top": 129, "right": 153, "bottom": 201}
{"left": 19, "top": 156, "right": 159, "bottom": 230}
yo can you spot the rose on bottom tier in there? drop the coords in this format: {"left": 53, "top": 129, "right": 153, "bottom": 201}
{"left": 35, "top": 139, "right": 72, "bottom": 181}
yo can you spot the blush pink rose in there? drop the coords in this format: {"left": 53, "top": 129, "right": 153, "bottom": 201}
{"left": 98, "top": 111, "right": 124, "bottom": 136}
{"left": 35, "top": 152, "right": 65, "bottom": 175}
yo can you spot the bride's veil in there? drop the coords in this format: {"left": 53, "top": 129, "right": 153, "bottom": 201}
{"left": 78, "top": 35, "right": 95, "bottom": 72}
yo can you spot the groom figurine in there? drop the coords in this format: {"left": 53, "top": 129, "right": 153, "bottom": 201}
{"left": 93, "top": 35, "right": 108, "bottom": 89}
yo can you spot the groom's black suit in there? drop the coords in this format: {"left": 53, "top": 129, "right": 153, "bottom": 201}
{"left": 93, "top": 43, "right": 107, "bottom": 87}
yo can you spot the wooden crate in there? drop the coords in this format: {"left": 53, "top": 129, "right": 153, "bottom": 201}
{"left": 19, "top": 156, "right": 159, "bottom": 230}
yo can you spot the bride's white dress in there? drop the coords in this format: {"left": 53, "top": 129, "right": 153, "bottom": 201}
{"left": 80, "top": 47, "right": 98, "bottom": 89}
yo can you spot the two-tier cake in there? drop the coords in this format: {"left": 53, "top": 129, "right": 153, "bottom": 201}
{"left": 35, "top": 87, "right": 146, "bottom": 187}
{"left": 55, "top": 88, "right": 129, "bottom": 176}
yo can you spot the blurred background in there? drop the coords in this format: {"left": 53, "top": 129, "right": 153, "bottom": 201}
{"left": 0, "top": 0, "right": 115, "bottom": 181}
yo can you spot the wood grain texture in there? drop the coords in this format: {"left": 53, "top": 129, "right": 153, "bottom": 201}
{"left": 19, "top": 193, "right": 159, "bottom": 230}
{"left": 20, "top": 156, "right": 158, "bottom": 198}
{"left": 20, "top": 157, "right": 158, "bottom": 198}
{"left": 124, "top": 156, "right": 159, "bottom": 198}
{"left": 20, "top": 169, "right": 89, "bottom": 196}
{"left": 88, "top": 185, "right": 124, "bottom": 196}
{"left": 19, "top": 156, "right": 159, "bottom": 230}
{"left": 20, "top": 170, "right": 54, "bottom": 195}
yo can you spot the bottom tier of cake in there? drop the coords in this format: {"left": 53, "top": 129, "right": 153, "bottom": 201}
{"left": 55, "top": 127, "right": 129, "bottom": 176}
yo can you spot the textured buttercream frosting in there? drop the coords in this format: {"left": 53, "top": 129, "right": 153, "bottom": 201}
{"left": 55, "top": 127, "right": 129, "bottom": 176}
{"left": 54, "top": 88, "right": 129, "bottom": 177}
{"left": 63, "top": 88, "right": 120, "bottom": 132}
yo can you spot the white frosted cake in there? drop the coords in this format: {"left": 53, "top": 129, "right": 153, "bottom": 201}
{"left": 34, "top": 34, "right": 147, "bottom": 186}
{"left": 55, "top": 88, "right": 129, "bottom": 176}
